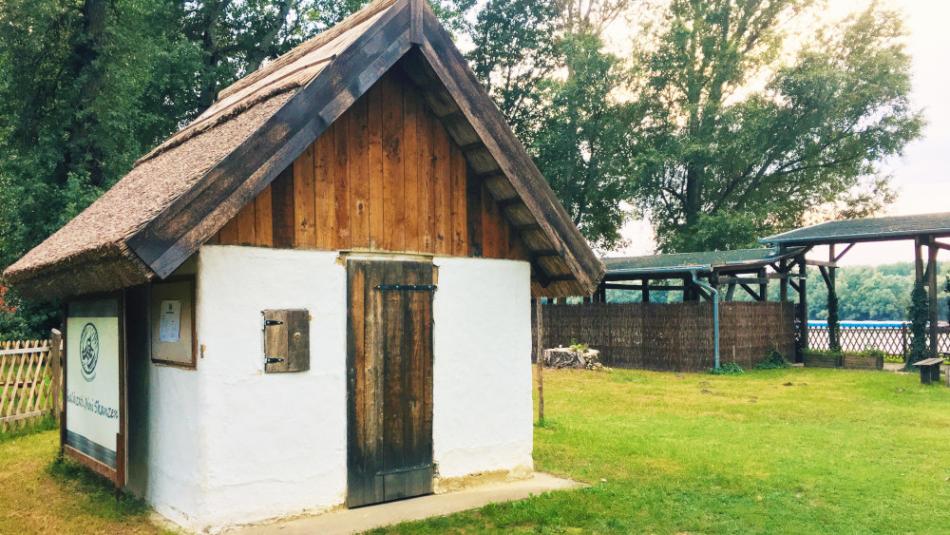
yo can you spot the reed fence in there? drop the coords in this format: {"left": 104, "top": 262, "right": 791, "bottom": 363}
{"left": 0, "top": 333, "right": 62, "bottom": 431}
{"left": 534, "top": 302, "right": 795, "bottom": 372}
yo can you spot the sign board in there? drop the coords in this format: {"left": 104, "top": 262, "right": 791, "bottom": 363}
{"left": 65, "top": 297, "right": 123, "bottom": 484}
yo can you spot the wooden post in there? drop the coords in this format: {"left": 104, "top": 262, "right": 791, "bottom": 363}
{"left": 796, "top": 254, "right": 808, "bottom": 362}
{"left": 927, "top": 237, "right": 939, "bottom": 358}
{"left": 50, "top": 329, "right": 63, "bottom": 423}
{"left": 779, "top": 258, "right": 789, "bottom": 302}
{"left": 534, "top": 299, "right": 544, "bottom": 425}
{"left": 758, "top": 267, "right": 768, "bottom": 301}
{"left": 827, "top": 244, "right": 840, "bottom": 352}
{"left": 641, "top": 279, "right": 650, "bottom": 303}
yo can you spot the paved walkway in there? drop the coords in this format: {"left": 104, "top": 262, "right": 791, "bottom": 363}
{"left": 226, "top": 473, "right": 582, "bottom": 535}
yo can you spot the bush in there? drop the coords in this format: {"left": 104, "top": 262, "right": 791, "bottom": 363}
{"left": 756, "top": 350, "right": 790, "bottom": 370}
{"left": 710, "top": 362, "right": 744, "bottom": 375}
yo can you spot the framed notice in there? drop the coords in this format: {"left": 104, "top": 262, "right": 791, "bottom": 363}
{"left": 65, "top": 296, "right": 124, "bottom": 485}
{"left": 150, "top": 277, "right": 196, "bottom": 368}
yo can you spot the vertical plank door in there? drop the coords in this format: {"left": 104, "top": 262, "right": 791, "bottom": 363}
{"left": 346, "top": 258, "right": 434, "bottom": 508}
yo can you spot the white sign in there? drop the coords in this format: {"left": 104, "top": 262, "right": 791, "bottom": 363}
{"left": 159, "top": 300, "right": 182, "bottom": 343}
{"left": 66, "top": 299, "right": 120, "bottom": 470}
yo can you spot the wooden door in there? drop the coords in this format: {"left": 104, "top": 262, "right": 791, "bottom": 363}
{"left": 346, "top": 259, "right": 434, "bottom": 507}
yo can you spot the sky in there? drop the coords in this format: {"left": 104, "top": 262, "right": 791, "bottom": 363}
{"left": 610, "top": 0, "right": 950, "bottom": 266}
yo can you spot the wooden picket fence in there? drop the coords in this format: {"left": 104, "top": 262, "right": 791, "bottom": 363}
{"left": 0, "top": 332, "right": 62, "bottom": 431}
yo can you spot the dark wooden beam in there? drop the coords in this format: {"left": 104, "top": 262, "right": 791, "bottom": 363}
{"left": 514, "top": 223, "right": 541, "bottom": 232}
{"left": 818, "top": 265, "right": 832, "bottom": 289}
{"left": 458, "top": 141, "right": 484, "bottom": 153}
{"left": 529, "top": 249, "right": 560, "bottom": 261}
{"left": 834, "top": 242, "right": 855, "bottom": 262}
{"left": 927, "top": 237, "right": 939, "bottom": 357}
{"left": 738, "top": 282, "right": 761, "bottom": 301}
{"left": 796, "top": 254, "right": 808, "bottom": 362}
{"left": 718, "top": 276, "right": 770, "bottom": 285}
{"left": 603, "top": 283, "right": 686, "bottom": 291}
{"left": 437, "top": 109, "right": 465, "bottom": 123}
{"left": 410, "top": 0, "right": 424, "bottom": 44}
{"left": 805, "top": 258, "right": 837, "bottom": 268}
{"left": 496, "top": 197, "right": 522, "bottom": 210}
{"left": 779, "top": 258, "right": 788, "bottom": 302}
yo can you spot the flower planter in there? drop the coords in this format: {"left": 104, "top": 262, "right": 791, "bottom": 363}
{"left": 841, "top": 354, "right": 884, "bottom": 370}
{"left": 803, "top": 352, "right": 841, "bottom": 368}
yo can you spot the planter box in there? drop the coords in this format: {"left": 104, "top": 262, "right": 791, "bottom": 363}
{"left": 841, "top": 354, "right": 884, "bottom": 370}
{"left": 804, "top": 352, "right": 841, "bottom": 368}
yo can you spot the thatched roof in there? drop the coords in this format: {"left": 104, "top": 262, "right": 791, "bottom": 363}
{"left": 5, "top": 0, "right": 603, "bottom": 300}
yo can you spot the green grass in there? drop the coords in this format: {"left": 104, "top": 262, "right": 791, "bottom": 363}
{"left": 2, "top": 368, "right": 949, "bottom": 534}
{"left": 375, "top": 367, "right": 950, "bottom": 534}
{"left": 0, "top": 431, "right": 167, "bottom": 535}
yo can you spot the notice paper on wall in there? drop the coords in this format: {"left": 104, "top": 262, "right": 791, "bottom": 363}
{"left": 159, "top": 300, "right": 182, "bottom": 342}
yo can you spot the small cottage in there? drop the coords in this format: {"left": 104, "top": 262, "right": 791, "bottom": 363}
{"left": 3, "top": 0, "right": 603, "bottom": 531}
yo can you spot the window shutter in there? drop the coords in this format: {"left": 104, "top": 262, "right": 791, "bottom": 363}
{"left": 262, "top": 309, "right": 310, "bottom": 373}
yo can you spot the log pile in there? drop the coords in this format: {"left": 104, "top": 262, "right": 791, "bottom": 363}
{"left": 543, "top": 346, "right": 609, "bottom": 371}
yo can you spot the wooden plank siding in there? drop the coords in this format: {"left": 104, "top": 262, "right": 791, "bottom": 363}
{"left": 215, "top": 70, "right": 527, "bottom": 262}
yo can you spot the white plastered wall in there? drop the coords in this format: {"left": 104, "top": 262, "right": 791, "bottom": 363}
{"left": 431, "top": 256, "right": 534, "bottom": 479}
{"left": 143, "top": 247, "right": 533, "bottom": 531}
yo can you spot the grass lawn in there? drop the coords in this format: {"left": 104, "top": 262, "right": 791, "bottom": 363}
{"left": 0, "top": 423, "right": 167, "bottom": 535}
{"left": 1, "top": 368, "right": 949, "bottom": 534}
{"left": 377, "top": 367, "right": 950, "bottom": 534}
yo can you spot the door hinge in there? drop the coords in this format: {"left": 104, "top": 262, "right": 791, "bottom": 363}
{"left": 375, "top": 284, "right": 437, "bottom": 292}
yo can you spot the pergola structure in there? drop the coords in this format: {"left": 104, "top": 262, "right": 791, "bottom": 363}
{"left": 589, "top": 247, "right": 806, "bottom": 368}
{"left": 595, "top": 247, "right": 806, "bottom": 304}
{"left": 760, "top": 211, "right": 950, "bottom": 360}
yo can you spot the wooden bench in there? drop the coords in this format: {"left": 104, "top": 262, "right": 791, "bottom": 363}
{"left": 914, "top": 357, "right": 944, "bottom": 385}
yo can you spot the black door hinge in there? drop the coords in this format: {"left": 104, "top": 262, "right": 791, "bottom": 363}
{"left": 375, "top": 284, "right": 437, "bottom": 292}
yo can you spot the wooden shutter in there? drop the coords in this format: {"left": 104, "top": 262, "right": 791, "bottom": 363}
{"left": 262, "top": 309, "right": 310, "bottom": 373}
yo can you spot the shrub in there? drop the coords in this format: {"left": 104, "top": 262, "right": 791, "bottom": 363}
{"left": 710, "top": 362, "right": 744, "bottom": 375}
{"left": 756, "top": 350, "right": 790, "bottom": 370}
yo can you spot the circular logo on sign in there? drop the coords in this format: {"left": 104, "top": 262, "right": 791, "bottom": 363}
{"left": 79, "top": 323, "right": 99, "bottom": 382}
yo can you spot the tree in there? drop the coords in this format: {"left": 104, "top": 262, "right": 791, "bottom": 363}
{"left": 630, "top": 0, "right": 923, "bottom": 252}
{"left": 469, "top": 0, "right": 637, "bottom": 248}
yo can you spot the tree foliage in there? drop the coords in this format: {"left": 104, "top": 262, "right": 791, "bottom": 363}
{"left": 630, "top": 0, "right": 922, "bottom": 252}
{"left": 469, "top": 0, "right": 637, "bottom": 249}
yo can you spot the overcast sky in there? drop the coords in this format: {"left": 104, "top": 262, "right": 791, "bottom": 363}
{"left": 612, "top": 0, "right": 950, "bottom": 266}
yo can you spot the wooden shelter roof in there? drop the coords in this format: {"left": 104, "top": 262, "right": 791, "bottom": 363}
{"left": 603, "top": 248, "right": 804, "bottom": 281}
{"left": 4, "top": 0, "right": 603, "bottom": 300}
{"left": 760, "top": 212, "right": 950, "bottom": 246}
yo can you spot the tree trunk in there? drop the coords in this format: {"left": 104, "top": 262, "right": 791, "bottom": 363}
{"left": 684, "top": 160, "right": 703, "bottom": 228}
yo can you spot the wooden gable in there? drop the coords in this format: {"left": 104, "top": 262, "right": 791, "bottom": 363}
{"left": 210, "top": 69, "right": 529, "bottom": 262}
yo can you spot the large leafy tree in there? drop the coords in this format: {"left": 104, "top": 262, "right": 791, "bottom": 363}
{"left": 469, "top": 0, "right": 637, "bottom": 249}
{"left": 631, "top": 0, "right": 922, "bottom": 252}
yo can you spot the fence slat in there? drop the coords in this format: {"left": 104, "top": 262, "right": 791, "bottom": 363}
{"left": 0, "top": 339, "right": 54, "bottom": 431}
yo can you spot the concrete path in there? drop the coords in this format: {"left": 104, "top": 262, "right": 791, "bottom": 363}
{"left": 226, "top": 473, "right": 582, "bottom": 535}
